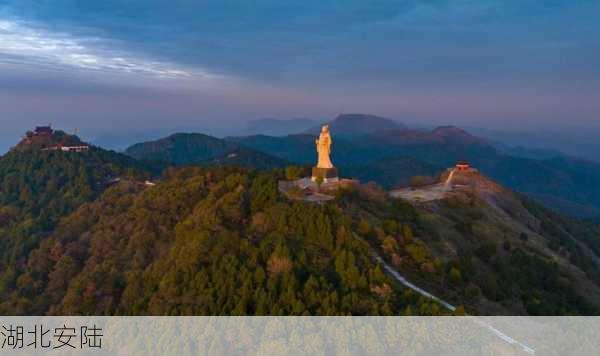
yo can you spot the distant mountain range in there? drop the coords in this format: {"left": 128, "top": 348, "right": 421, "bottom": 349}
{"left": 9, "top": 113, "right": 597, "bottom": 220}
{"left": 305, "top": 113, "right": 405, "bottom": 136}
{"left": 466, "top": 126, "right": 600, "bottom": 163}
{"left": 243, "top": 113, "right": 405, "bottom": 138}
{"left": 243, "top": 118, "right": 320, "bottom": 136}
{"left": 115, "top": 113, "right": 600, "bottom": 218}
{"left": 224, "top": 115, "right": 600, "bottom": 218}
{"left": 490, "top": 142, "right": 565, "bottom": 160}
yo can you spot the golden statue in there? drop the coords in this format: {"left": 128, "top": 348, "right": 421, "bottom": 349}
{"left": 315, "top": 125, "right": 334, "bottom": 169}
{"left": 312, "top": 124, "right": 338, "bottom": 183}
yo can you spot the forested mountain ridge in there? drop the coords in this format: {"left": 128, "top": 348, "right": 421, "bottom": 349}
{"left": 125, "top": 133, "right": 288, "bottom": 169}
{"left": 1, "top": 167, "right": 452, "bottom": 315}
{"left": 1, "top": 158, "right": 599, "bottom": 315}
{"left": 125, "top": 133, "right": 237, "bottom": 163}
{"left": 0, "top": 133, "right": 150, "bottom": 301}
{"left": 398, "top": 173, "right": 600, "bottom": 314}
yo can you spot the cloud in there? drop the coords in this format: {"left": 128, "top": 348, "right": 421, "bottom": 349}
{"left": 0, "top": 18, "right": 217, "bottom": 81}
{"left": 0, "top": 0, "right": 598, "bottom": 141}
{"left": 2, "top": 1, "right": 598, "bottom": 87}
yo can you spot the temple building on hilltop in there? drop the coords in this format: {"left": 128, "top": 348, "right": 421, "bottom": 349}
{"left": 23, "top": 125, "right": 90, "bottom": 153}
{"left": 455, "top": 160, "right": 472, "bottom": 171}
{"left": 442, "top": 160, "right": 479, "bottom": 190}
{"left": 453, "top": 160, "right": 477, "bottom": 173}
{"left": 24, "top": 125, "right": 53, "bottom": 140}
{"left": 34, "top": 126, "right": 53, "bottom": 136}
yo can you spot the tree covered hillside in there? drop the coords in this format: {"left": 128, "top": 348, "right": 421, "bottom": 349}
{"left": 125, "top": 133, "right": 288, "bottom": 169}
{"left": 1, "top": 167, "right": 450, "bottom": 315}
{"left": 2, "top": 161, "right": 599, "bottom": 316}
{"left": 0, "top": 140, "right": 149, "bottom": 301}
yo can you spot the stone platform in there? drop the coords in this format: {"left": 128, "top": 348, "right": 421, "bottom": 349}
{"left": 279, "top": 176, "right": 359, "bottom": 203}
{"left": 311, "top": 167, "right": 339, "bottom": 183}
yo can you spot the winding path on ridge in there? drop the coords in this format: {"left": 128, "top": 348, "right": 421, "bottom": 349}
{"left": 372, "top": 253, "right": 456, "bottom": 311}
{"left": 369, "top": 242, "right": 536, "bottom": 354}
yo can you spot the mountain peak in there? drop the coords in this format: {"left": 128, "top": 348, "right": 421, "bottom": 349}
{"left": 306, "top": 113, "right": 403, "bottom": 136}
{"left": 431, "top": 125, "right": 486, "bottom": 145}
{"left": 333, "top": 113, "right": 402, "bottom": 127}
{"left": 15, "top": 127, "right": 86, "bottom": 152}
{"left": 125, "top": 132, "right": 235, "bottom": 163}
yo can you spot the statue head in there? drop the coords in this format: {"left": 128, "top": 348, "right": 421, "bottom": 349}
{"left": 321, "top": 125, "right": 329, "bottom": 133}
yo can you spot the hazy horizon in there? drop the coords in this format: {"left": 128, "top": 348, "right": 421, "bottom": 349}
{"left": 1, "top": 1, "right": 599, "bottom": 155}
{"left": 3, "top": 115, "right": 600, "bottom": 164}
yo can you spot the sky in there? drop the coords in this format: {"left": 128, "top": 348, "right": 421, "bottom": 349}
{"left": 0, "top": 0, "right": 599, "bottom": 152}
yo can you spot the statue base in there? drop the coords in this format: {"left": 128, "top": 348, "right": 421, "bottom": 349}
{"left": 311, "top": 167, "right": 339, "bottom": 183}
